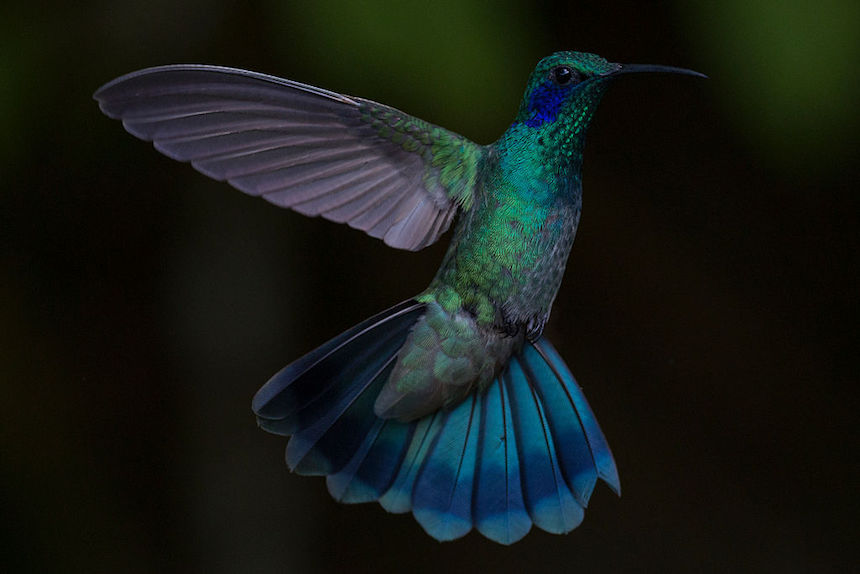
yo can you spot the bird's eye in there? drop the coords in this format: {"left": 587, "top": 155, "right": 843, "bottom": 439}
{"left": 550, "top": 66, "right": 577, "bottom": 85}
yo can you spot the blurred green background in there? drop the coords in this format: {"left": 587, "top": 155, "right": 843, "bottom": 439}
{"left": 2, "top": 0, "right": 858, "bottom": 572}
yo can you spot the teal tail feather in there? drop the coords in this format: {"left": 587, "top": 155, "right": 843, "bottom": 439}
{"left": 252, "top": 301, "right": 620, "bottom": 544}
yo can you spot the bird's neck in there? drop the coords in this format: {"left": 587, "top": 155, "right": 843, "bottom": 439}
{"left": 493, "top": 120, "right": 585, "bottom": 197}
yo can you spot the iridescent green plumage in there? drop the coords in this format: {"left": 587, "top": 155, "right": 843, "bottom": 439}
{"left": 376, "top": 52, "right": 625, "bottom": 419}
{"left": 95, "top": 51, "right": 703, "bottom": 544}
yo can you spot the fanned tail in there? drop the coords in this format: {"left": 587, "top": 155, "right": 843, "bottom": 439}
{"left": 252, "top": 305, "right": 619, "bottom": 545}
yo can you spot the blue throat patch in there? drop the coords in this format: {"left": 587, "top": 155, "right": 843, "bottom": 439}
{"left": 525, "top": 80, "right": 571, "bottom": 128}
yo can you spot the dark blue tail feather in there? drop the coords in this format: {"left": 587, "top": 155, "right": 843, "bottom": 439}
{"left": 521, "top": 343, "right": 598, "bottom": 506}
{"left": 535, "top": 340, "right": 621, "bottom": 495}
{"left": 252, "top": 299, "right": 424, "bottom": 433}
{"left": 412, "top": 393, "right": 481, "bottom": 541}
{"left": 504, "top": 359, "right": 584, "bottom": 534}
{"left": 473, "top": 377, "right": 531, "bottom": 543}
{"left": 252, "top": 303, "right": 619, "bottom": 544}
{"left": 327, "top": 417, "right": 413, "bottom": 503}
{"left": 378, "top": 412, "right": 445, "bottom": 514}
{"left": 287, "top": 360, "right": 395, "bottom": 475}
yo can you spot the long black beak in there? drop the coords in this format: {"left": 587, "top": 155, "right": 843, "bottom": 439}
{"left": 609, "top": 63, "right": 707, "bottom": 78}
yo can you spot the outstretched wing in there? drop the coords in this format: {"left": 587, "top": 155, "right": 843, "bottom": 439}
{"left": 94, "top": 65, "right": 483, "bottom": 251}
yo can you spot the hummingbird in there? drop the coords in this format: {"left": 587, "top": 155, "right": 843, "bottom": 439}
{"left": 95, "top": 51, "right": 703, "bottom": 544}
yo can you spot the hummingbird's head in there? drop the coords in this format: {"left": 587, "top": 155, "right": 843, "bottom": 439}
{"left": 515, "top": 51, "right": 704, "bottom": 130}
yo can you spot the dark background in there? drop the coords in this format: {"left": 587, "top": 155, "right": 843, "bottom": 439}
{"left": 3, "top": 1, "right": 857, "bottom": 572}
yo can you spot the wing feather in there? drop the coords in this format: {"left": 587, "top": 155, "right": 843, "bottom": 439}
{"left": 95, "top": 64, "right": 484, "bottom": 251}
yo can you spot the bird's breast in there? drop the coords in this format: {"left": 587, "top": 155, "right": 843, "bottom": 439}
{"left": 429, "top": 180, "right": 581, "bottom": 335}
